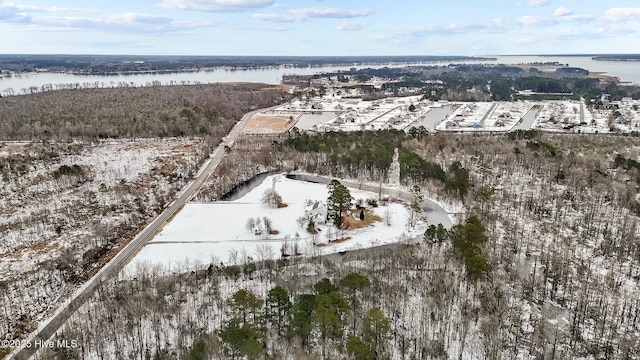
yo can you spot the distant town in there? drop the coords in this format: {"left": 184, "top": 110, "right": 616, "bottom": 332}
{"left": 247, "top": 63, "right": 640, "bottom": 135}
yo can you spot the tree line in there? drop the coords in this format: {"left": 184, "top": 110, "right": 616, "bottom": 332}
{"left": 280, "top": 129, "right": 469, "bottom": 197}
{"left": 0, "top": 83, "right": 290, "bottom": 141}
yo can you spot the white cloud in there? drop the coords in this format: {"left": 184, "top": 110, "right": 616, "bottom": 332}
{"left": 553, "top": 6, "right": 573, "bottom": 17}
{"left": 603, "top": 8, "right": 640, "bottom": 22}
{"left": 157, "top": 0, "right": 275, "bottom": 12}
{"left": 381, "top": 19, "right": 506, "bottom": 41}
{"left": 292, "top": 7, "right": 373, "bottom": 19}
{"left": 6, "top": 10, "right": 215, "bottom": 34}
{"left": 517, "top": 15, "right": 552, "bottom": 26}
{"left": 374, "top": 8, "right": 600, "bottom": 49}
{"left": 36, "top": 13, "right": 194, "bottom": 33}
{"left": 0, "top": 1, "right": 227, "bottom": 33}
{"left": 0, "top": 4, "right": 31, "bottom": 22}
{"left": 527, "top": 0, "right": 551, "bottom": 7}
{"left": 517, "top": 10, "right": 592, "bottom": 26}
{"left": 252, "top": 13, "right": 298, "bottom": 22}
{"left": 254, "top": 6, "right": 373, "bottom": 23}
{"left": 336, "top": 21, "right": 365, "bottom": 31}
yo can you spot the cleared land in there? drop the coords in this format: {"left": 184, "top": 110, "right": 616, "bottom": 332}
{"left": 243, "top": 114, "right": 298, "bottom": 134}
{"left": 127, "top": 174, "right": 436, "bottom": 271}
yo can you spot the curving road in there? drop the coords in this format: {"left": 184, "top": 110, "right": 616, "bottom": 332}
{"left": 8, "top": 110, "right": 256, "bottom": 360}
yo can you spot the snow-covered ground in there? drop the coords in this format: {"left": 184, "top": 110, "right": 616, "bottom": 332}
{"left": 127, "top": 174, "right": 428, "bottom": 271}
{"left": 254, "top": 94, "right": 640, "bottom": 134}
{"left": 436, "top": 102, "right": 494, "bottom": 131}
{"left": 483, "top": 102, "right": 534, "bottom": 130}
{"left": 0, "top": 137, "right": 205, "bottom": 352}
{"left": 270, "top": 95, "right": 425, "bottom": 132}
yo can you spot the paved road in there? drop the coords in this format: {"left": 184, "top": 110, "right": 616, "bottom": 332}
{"left": 479, "top": 102, "right": 499, "bottom": 125}
{"left": 511, "top": 104, "right": 542, "bottom": 131}
{"left": 8, "top": 111, "right": 255, "bottom": 360}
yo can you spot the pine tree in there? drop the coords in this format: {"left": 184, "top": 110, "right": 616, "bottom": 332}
{"left": 327, "top": 179, "right": 352, "bottom": 227}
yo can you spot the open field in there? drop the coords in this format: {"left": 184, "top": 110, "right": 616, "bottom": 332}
{"left": 127, "top": 174, "right": 436, "bottom": 271}
{"left": 243, "top": 114, "right": 298, "bottom": 134}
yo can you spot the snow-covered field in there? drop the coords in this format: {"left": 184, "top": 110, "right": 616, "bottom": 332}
{"left": 127, "top": 175, "right": 427, "bottom": 271}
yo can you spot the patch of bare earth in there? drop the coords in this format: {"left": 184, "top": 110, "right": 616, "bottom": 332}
{"left": 243, "top": 115, "right": 297, "bottom": 134}
{"left": 338, "top": 209, "right": 382, "bottom": 230}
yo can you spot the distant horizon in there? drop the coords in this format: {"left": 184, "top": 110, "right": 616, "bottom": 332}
{"left": 1, "top": 53, "right": 640, "bottom": 58}
{"left": 2, "top": 1, "right": 640, "bottom": 55}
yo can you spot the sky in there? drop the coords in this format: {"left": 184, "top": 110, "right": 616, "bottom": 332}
{"left": 1, "top": 0, "right": 639, "bottom": 56}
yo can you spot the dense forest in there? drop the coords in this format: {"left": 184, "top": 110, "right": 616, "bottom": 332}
{"left": 0, "top": 83, "right": 290, "bottom": 140}
{"left": 280, "top": 130, "right": 470, "bottom": 197}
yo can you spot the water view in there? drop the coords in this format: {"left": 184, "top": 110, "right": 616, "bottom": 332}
{"left": 1, "top": 55, "right": 639, "bottom": 96}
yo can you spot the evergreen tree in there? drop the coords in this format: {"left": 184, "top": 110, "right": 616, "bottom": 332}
{"left": 314, "top": 278, "right": 338, "bottom": 295}
{"left": 346, "top": 335, "right": 375, "bottom": 360}
{"left": 265, "top": 286, "right": 291, "bottom": 334}
{"left": 228, "top": 289, "right": 263, "bottom": 326}
{"left": 364, "top": 307, "right": 391, "bottom": 356}
{"left": 340, "top": 272, "right": 371, "bottom": 329}
{"left": 451, "top": 216, "right": 489, "bottom": 280}
{"left": 290, "top": 294, "right": 316, "bottom": 346}
{"left": 314, "top": 291, "right": 349, "bottom": 358}
{"left": 327, "top": 180, "right": 352, "bottom": 227}
{"left": 219, "top": 321, "right": 262, "bottom": 359}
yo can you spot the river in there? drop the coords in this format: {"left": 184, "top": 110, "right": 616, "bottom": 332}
{"left": 0, "top": 61, "right": 478, "bottom": 96}
{"left": 1, "top": 55, "right": 639, "bottom": 96}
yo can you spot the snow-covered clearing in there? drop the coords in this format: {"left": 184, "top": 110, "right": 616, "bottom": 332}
{"left": 127, "top": 174, "right": 428, "bottom": 271}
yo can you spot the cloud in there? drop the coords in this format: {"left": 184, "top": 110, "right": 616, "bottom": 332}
{"left": 527, "top": 0, "right": 551, "bottom": 7}
{"left": 336, "top": 21, "right": 366, "bottom": 31}
{"left": 517, "top": 15, "right": 554, "bottom": 26}
{"left": 397, "top": 18, "right": 507, "bottom": 37}
{"left": 518, "top": 9, "right": 592, "bottom": 26}
{"left": 252, "top": 13, "right": 298, "bottom": 22}
{"left": 0, "top": 4, "right": 31, "bottom": 23}
{"left": 4, "top": 3, "right": 98, "bottom": 14}
{"left": 0, "top": 2, "right": 222, "bottom": 33}
{"left": 603, "top": 8, "right": 640, "bottom": 22}
{"left": 157, "top": 0, "right": 275, "bottom": 12}
{"left": 253, "top": 6, "right": 373, "bottom": 23}
{"left": 553, "top": 6, "right": 573, "bottom": 17}
{"left": 3, "top": 9, "right": 214, "bottom": 34}
{"left": 374, "top": 8, "right": 599, "bottom": 48}
{"left": 36, "top": 13, "right": 195, "bottom": 33}
{"left": 0, "top": 2, "right": 99, "bottom": 25}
